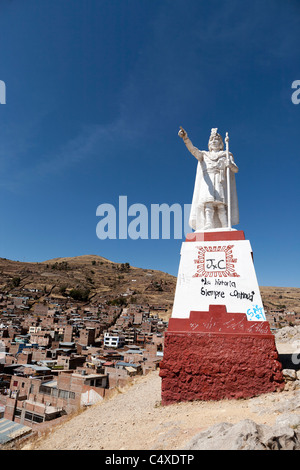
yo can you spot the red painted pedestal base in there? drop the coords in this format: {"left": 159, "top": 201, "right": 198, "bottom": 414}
{"left": 159, "top": 305, "right": 284, "bottom": 405}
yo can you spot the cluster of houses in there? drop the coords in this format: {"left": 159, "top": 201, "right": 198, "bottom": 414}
{"left": 265, "top": 309, "right": 300, "bottom": 330}
{"left": 0, "top": 293, "right": 168, "bottom": 433}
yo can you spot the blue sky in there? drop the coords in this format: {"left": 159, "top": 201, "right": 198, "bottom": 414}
{"left": 0, "top": 0, "right": 299, "bottom": 287}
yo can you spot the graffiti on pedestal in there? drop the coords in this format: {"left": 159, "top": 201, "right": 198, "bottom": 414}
{"left": 247, "top": 304, "right": 265, "bottom": 321}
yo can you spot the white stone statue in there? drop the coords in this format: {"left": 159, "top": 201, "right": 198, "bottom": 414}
{"left": 178, "top": 127, "right": 239, "bottom": 231}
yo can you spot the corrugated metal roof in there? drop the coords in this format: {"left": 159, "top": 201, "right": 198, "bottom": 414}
{"left": 0, "top": 418, "right": 32, "bottom": 445}
{"left": 116, "top": 361, "right": 140, "bottom": 368}
{"left": 126, "top": 349, "right": 143, "bottom": 354}
{"left": 41, "top": 380, "right": 57, "bottom": 388}
{"left": 14, "top": 364, "right": 51, "bottom": 371}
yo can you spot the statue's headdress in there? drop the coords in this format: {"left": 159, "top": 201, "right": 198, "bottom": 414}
{"left": 208, "top": 128, "right": 224, "bottom": 150}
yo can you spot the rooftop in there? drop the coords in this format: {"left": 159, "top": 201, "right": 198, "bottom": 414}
{"left": 0, "top": 418, "right": 32, "bottom": 445}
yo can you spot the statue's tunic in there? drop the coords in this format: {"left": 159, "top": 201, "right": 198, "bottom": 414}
{"left": 198, "top": 151, "right": 227, "bottom": 205}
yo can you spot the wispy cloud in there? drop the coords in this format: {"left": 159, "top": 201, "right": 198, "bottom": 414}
{"left": 0, "top": 112, "right": 146, "bottom": 193}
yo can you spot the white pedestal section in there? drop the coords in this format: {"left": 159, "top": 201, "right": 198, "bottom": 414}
{"left": 172, "top": 238, "right": 266, "bottom": 321}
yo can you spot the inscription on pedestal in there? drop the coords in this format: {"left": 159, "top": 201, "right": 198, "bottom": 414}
{"left": 173, "top": 239, "right": 266, "bottom": 321}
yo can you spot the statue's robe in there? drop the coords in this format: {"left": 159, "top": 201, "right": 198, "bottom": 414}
{"left": 189, "top": 150, "right": 239, "bottom": 231}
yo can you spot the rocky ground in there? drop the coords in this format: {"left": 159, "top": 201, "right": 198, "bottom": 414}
{"left": 20, "top": 326, "right": 300, "bottom": 451}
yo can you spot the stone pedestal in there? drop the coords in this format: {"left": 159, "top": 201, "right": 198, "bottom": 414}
{"left": 160, "top": 305, "right": 284, "bottom": 405}
{"left": 160, "top": 231, "right": 284, "bottom": 405}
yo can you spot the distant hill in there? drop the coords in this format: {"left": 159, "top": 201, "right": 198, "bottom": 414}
{"left": 0, "top": 255, "right": 176, "bottom": 316}
{"left": 260, "top": 286, "right": 300, "bottom": 314}
{"left": 42, "top": 254, "right": 114, "bottom": 265}
{"left": 0, "top": 255, "right": 299, "bottom": 317}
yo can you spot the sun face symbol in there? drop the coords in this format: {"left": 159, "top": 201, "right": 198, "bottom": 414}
{"left": 193, "top": 245, "right": 240, "bottom": 278}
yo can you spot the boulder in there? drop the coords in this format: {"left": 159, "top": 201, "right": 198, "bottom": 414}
{"left": 283, "top": 369, "right": 298, "bottom": 381}
{"left": 184, "top": 417, "right": 300, "bottom": 450}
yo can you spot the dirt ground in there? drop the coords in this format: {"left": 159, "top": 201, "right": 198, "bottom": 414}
{"left": 21, "top": 342, "right": 299, "bottom": 451}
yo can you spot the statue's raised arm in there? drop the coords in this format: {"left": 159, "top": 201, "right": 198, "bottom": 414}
{"left": 178, "top": 127, "right": 204, "bottom": 161}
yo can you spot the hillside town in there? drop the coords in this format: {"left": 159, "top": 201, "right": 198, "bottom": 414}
{"left": 0, "top": 286, "right": 299, "bottom": 445}
{"left": 266, "top": 309, "right": 300, "bottom": 330}
{"left": 0, "top": 291, "right": 168, "bottom": 437}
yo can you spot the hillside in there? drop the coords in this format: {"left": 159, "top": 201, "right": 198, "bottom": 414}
{"left": 0, "top": 255, "right": 299, "bottom": 317}
{"left": 260, "top": 286, "right": 300, "bottom": 314}
{"left": 0, "top": 255, "right": 176, "bottom": 314}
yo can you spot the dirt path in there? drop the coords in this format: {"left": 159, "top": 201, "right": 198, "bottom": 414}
{"left": 23, "top": 367, "right": 295, "bottom": 451}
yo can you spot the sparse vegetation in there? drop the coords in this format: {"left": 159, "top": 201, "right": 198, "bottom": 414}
{"left": 107, "top": 297, "right": 127, "bottom": 306}
{"left": 11, "top": 276, "right": 21, "bottom": 287}
{"left": 51, "top": 261, "right": 70, "bottom": 271}
{"left": 118, "top": 262, "right": 131, "bottom": 272}
{"left": 59, "top": 285, "right": 67, "bottom": 295}
{"left": 69, "top": 288, "right": 90, "bottom": 302}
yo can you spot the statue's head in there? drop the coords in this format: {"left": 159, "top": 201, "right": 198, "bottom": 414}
{"left": 208, "top": 128, "right": 224, "bottom": 151}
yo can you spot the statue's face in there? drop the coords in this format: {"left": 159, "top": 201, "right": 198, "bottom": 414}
{"left": 209, "top": 134, "right": 223, "bottom": 151}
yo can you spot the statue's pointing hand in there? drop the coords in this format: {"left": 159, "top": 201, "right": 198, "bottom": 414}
{"left": 178, "top": 127, "right": 187, "bottom": 139}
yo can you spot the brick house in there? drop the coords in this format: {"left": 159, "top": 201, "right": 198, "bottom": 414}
{"left": 3, "top": 370, "right": 108, "bottom": 427}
